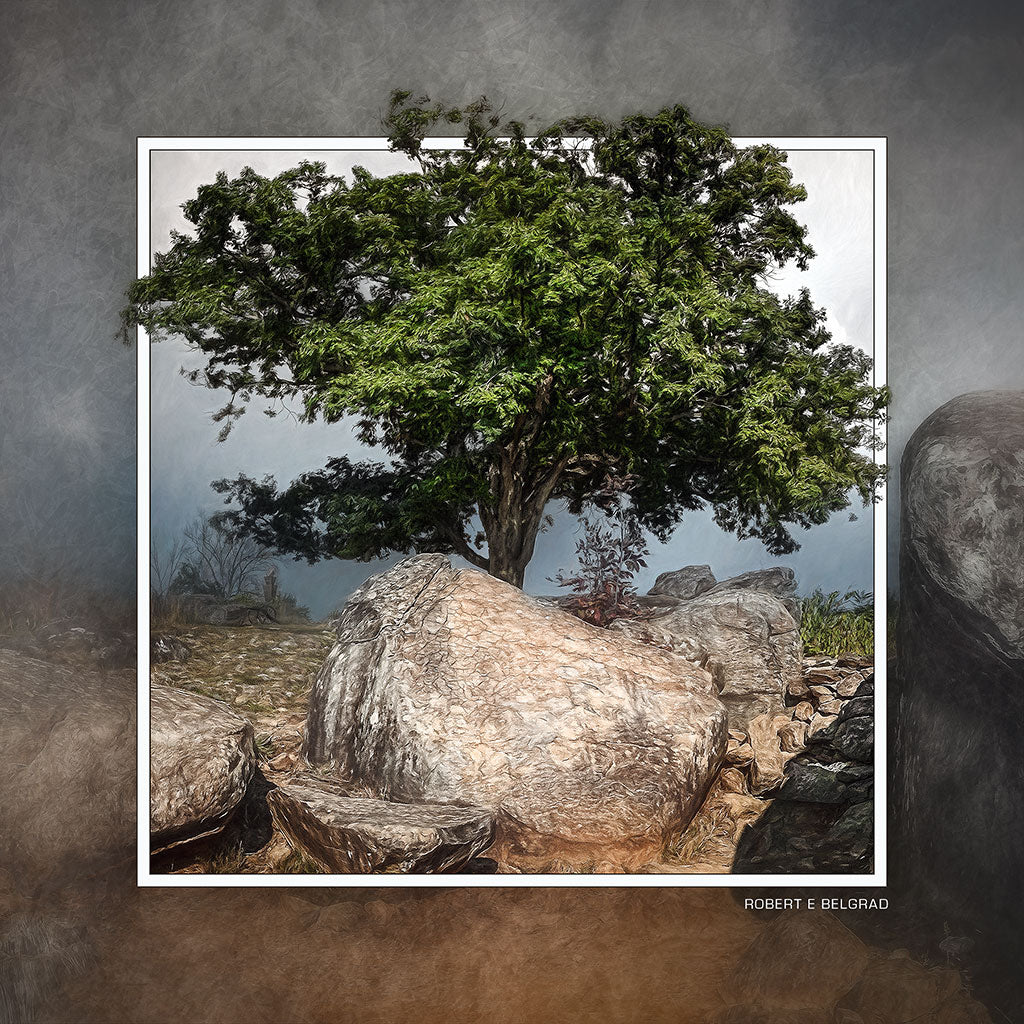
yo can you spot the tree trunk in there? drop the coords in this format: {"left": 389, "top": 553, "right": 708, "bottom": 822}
{"left": 479, "top": 449, "right": 568, "bottom": 589}
{"left": 485, "top": 524, "right": 532, "bottom": 589}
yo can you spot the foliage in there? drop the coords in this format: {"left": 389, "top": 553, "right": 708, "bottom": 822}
{"left": 180, "top": 515, "right": 275, "bottom": 599}
{"left": 276, "top": 848, "right": 325, "bottom": 874}
{"left": 169, "top": 560, "right": 221, "bottom": 598}
{"left": 275, "top": 590, "right": 312, "bottom": 623}
{"left": 151, "top": 514, "right": 293, "bottom": 625}
{"left": 127, "top": 90, "right": 888, "bottom": 588}
{"left": 550, "top": 474, "right": 650, "bottom": 626}
{"left": 254, "top": 732, "right": 276, "bottom": 760}
{"left": 799, "top": 587, "right": 874, "bottom": 657}
{"left": 207, "top": 843, "right": 249, "bottom": 874}
{"left": 150, "top": 537, "right": 188, "bottom": 600}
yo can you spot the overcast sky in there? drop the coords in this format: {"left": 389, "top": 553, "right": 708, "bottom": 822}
{"left": 149, "top": 146, "right": 877, "bottom": 619}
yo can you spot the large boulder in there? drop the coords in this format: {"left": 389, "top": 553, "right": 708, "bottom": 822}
{"left": 304, "top": 554, "right": 728, "bottom": 871}
{"left": 614, "top": 589, "right": 803, "bottom": 729}
{"left": 648, "top": 564, "right": 717, "bottom": 600}
{"left": 895, "top": 390, "right": 1024, "bottom": 989}
{"left": 0, "top": 652, "right": 135, "bottom": 891}
{"left": 150, "top": 685, "right": 257, "bottom": 852}
{"left": 267, "top": 773, "right": 495, "bottom": 873}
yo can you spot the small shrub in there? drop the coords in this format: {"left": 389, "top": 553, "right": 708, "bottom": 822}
{"left": 276, "top": 591, "right": 312, "bottom": 624}
{"left": 207, "top": 843, "right": 249, "bottom": 874}
{"left": 550, "top": 483, "right": 650, "bottom": 627}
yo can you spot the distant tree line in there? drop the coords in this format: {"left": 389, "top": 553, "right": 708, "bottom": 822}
{"left": 151, "top": 514, "right": 310, "bottom": 624}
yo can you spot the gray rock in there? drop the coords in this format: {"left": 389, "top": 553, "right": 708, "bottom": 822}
{"left": 896, "top": 392, "right": 1024, "bottom": 952}
{"left": 151, "top": 633, "right": 191, "bottom": 663}
{"left": 808, "top": 712, "right": 837, "bottom": 737}
{"left": 902, "top": 391, "right": 1024, "bottom": 664}
{"left": 825, "top": 801, "right": 873, "bottom": 863}
{"left": 150, "top": 685, "right": 257, "bottom": 852}
{"left": 0, "top": 652, "right": 135, "bottom": 890}
{"left": 647, "top": 564, "right": 717, "bottom": 600}
{"left": 835, "top": 675, "right": 863, "bottom": 698}
{"left": 267, "top": 773, "right": 495, "bottom": 873}
{"left": 725, "top": 738, "right": 755, "bottom": 769}
{"left": 836, "top": 764, "right": 873, "bottom": 783}
{"left": 852, "top": 674, "right": 874, "bottom": 698}
{"left": 777, "top": 762, "right": 852, "bottom": 804}
{"left": 837, "top": 694, "right": 873, "bottom": 722}
{"left": 705, "top": 566, "right": 802, "bottom": 622}
{"left": 786, "top": 675, "right": 811, "bottom": 701}
{"left": 733, "top": 795, "right": 873, "bottom": 874}
{"left": 778, "top": 720, "right": 809, "bottom": 753}
{"left": 304, "top": 554, "right": 728, "bottom": 871}
{"left": 613, "top": 588, "right": 802, "bottom": 729}
{"left": 733, "top": 653, "right": 874, "bottom": 873}
{"left": 826, "top": 717, "right": 874, "bottom": 763}
{"left": 792, "top": 701, "right": 814, "bottom": 722}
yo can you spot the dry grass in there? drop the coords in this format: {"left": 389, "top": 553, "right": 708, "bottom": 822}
{"left": 0, "top": 578, "right": 133, "bottom": 638}
{"left": 0, "top": 913, "right": 93, "bottom": 1024}
{"left": 206, "top": 843, "right": 250, "bottom": 874}
{"left": 669, "top": 802, "right": 736, "bottom": 865}
{"left": 150, "top": 623, "right": 333, "bottom": 732}
{"left": 150, "top": 594, "right": 192, "bottom": 630}
{"left": 276, "top": 848, "right": 326, "bottom": 874}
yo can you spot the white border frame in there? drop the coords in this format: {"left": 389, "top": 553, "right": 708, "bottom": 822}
{"left": 137, "top": 135, "right": 887, "bottom": 888}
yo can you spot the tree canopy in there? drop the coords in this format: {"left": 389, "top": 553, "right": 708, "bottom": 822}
{"left": 127, "top": 91, "right": 887, "bottom": 587}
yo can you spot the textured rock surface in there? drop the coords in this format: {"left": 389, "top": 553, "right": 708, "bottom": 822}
{"left": 734, "top": 674, "right": 874, "bottom": 873}
{"left": 0, "top": 652, "right": 135, "bottom": 889}
{"left": 304, "top": 554, "right": 728, "bottom": 871}
{"left": 267, "top": 773, "right": 495, "bottom": 873}
{"left": 902, "top": 391, "right": 1024, "bottom": 663}
{"left": 151, "top": 633, "right": 191, "bottom": 664}
{"left": 150, "top": 685, "right": 257, "bottom": 852}
{"left": 704, "top": 566, "right": 801, "bottom": 622}
{"left": 647, "top": 563, "right": 717, "bottom": 600}
{"left": 838, "top": 952, "right": 993, "bottom": 1024}
{"left": 615, "top": 589, "right": 802, "bottom": 729}
{"left": 896, "top": 391, "right": 1024, "bottom": 970}
{"left": 722, "top": 911, "right": 871, "bottom": 1014}
{"left": 745, "top": 711, "right": 796, "bottom": 796}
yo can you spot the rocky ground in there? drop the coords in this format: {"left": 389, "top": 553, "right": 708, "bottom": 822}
{"left": 149, "top": 621, "right": 874, "bottom": 876}
{"left": 151, "top": 622, "right": 329, "bottom": 770}
{"left": 150, "top": 623, "right": 336, "bottom": 874}
{"left": 2, "top": 613, "right": 994, "bottom": 1020}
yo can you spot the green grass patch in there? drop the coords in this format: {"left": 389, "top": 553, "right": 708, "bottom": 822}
{"left": 800, "top": 588, "right": 874, "bottom": 658}
{"left": 277, "top": 849, "right": 325, "bottom": 874}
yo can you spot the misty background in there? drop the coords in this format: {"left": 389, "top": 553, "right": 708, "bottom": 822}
{"left": 149, "top": 147, "right": 877, "bottom": 619}
{"left": 1, "top": 1, "right": 1022, "bottom": 614}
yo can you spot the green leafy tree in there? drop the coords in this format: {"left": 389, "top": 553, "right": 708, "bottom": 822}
{"left": 126, "top": 91, "right": 887, "bottom": 588}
